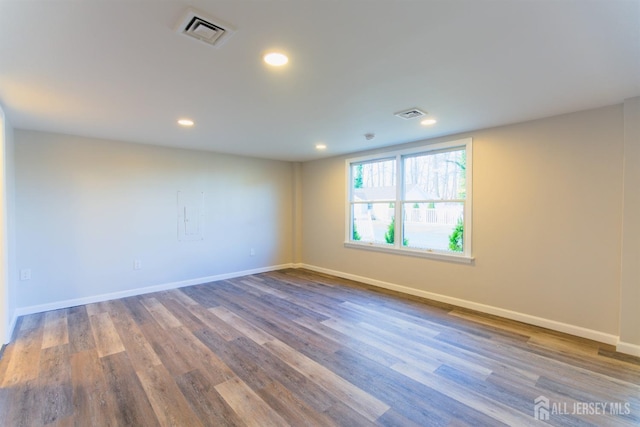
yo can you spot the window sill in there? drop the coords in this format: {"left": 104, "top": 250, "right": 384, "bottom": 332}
{"left": 343, "top": 241, "right": 475, "bottom": 264}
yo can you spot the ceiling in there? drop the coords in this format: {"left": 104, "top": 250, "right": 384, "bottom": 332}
{"left": 1, "top": 0, "right": 638, "bottom": 161}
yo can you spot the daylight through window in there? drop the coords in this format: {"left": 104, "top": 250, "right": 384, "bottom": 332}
{"left": 346, "top": 138, "right": 472, "bottom": 263}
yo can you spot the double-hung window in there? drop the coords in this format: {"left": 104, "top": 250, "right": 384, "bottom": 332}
{"left": 346, "top": 138, "right": 473, "bottom": 263}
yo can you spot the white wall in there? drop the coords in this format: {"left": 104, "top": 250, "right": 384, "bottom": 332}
{"left": 0, "top": 104, "right": 17, "bottom": 344}
{"left": 0, "top": 106, "right": 7, "bottom": 343}
{"left": 301, "top": 105, "right": 626, "bottom": 343}
{"left": 15, "top": 130, "right": 293, "bottom": 310}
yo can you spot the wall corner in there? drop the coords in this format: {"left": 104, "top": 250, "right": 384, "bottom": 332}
{"left": 292, "top": 162, "right": 303, "bottom": 264}
{"left": 619, "top": 96, "right": 640, "bottom": 354}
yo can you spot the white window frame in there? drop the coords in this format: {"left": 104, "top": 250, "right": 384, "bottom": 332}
{"left": 344, "top": 138, "right": 473, "bottom": 264}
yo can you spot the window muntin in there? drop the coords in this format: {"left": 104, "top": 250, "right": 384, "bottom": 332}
{"left": 346, "top": 138, "right": 472, "bottom": 262}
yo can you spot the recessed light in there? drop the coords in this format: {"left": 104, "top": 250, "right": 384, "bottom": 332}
{"left": 264, "top": 52, "right": 288, "bottom": 66}
{"left": 178, "top": 119, "right": 194, "bottom": 127}
{"left": 421, "top": 118, "right": 437, "bottom": 126}
{"left": 315, "top": 143, "right": 327, "bottom": 150}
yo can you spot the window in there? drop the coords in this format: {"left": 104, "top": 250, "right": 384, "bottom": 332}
{"left": 346, "top": 138, "right": 472, "bottom": 263}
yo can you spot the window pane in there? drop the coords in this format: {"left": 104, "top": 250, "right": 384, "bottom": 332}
{"left": 352, "top": 202, "right": 395, "bottom": 245}
{"left": 347, "top": 138, "right": 471, "bottom": 259}
{"left": 351, "top": 159, "right": 396, "bottom": 202}
{"left": 402, "top": 202, "right": 464, "bottom": 252}
{"left": 403, "top": 149, "right": 466, "bottom": 200}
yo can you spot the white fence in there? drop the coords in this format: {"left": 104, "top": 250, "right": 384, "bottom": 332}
{"left": 354, "top": 206, "right": 461, "bottom": 228}
{"left": 404, "top": 208, "right": 461, "bottom": 225}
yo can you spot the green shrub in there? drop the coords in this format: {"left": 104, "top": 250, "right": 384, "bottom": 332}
{"left": 448, "top": 219, "right": 463, "bottom": 252}
{"left": 352, "top": 222, "right": 361, "bottom": 241}
{"left": 354, "top": 164, "right": 363, "bottom": 189}
{"left": 385, "top": 218, "right": 408, "bottom": 246}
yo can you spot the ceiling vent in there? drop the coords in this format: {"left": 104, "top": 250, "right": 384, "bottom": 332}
{"left": 176, "top": 8, "right": 235, "bottom": 48}
{"left": 394, "top": 108, "right": 427, "bottom": 120}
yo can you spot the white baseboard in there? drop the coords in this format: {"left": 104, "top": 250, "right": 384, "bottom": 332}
{"left": 297, "top": 263, "right": 621, "bottom": 347}
{"left": 10, "top": 262, "right": 638, "bottom": 358}
{"left": 616, "top": 341, "right": 640, "bottom": 357}
{"left": 13, "top": 263, "right": 295, "bottom": 319}
{"left": 4, "top": 312, "right": 18, "bottom": 345}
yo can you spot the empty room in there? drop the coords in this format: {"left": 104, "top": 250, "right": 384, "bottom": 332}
{"left": 0, "top": 0, "right": 639, "bottom": 425}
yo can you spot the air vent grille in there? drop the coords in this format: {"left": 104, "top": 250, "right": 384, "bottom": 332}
{"left": 176, "top": 8, "right": 235, "bottom": 48}
{"left": 185, "top": 17, "right": 225, "bottom": 45}
{"left": 394, "top": 108, "right": 427, "bottom": 120}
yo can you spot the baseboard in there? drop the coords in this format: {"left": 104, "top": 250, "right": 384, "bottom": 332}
{"left": 616, "top": 341, "right": 640, "bottom": 357}
{"left": 11, "top": 262, "right": 635, "bottom": 357}
{"left": 13, "top": 263, "right": 295, "bottom": 318}
{"left": 4, "top": 311, "right": 18, "bottom": 345}
{"left": 297, "top": 263, "right": 620, "bottom": 348}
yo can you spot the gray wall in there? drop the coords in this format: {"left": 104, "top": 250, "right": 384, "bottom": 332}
{"left": 301, "top": 105, "right": 626, "bottom": 341}
{"left": 15, "top": 131, "right": 293, "bottom": 308}
{"left": 10, "top": 101, "right": 640, "bottom": 354}
{"left": 619, "top": 97, "right": 640, "bottom": 352}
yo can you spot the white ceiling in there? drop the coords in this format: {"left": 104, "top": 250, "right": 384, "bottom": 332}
{"left": 1, "top": 0, "right": 638, "bottom": 161}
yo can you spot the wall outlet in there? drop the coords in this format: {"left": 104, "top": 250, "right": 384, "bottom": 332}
{"left": 134, "top": 259, "right": 142, "bottom": 270}
{"left": 250, "top": 248, "right": 255, "bottom": 256}
{"left": 20, "top": 269, "right": 31, "bottom": 280}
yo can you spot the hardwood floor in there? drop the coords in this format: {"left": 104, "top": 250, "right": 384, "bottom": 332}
{"left": 0, "top": 268, "right": 638, "bottom": 426}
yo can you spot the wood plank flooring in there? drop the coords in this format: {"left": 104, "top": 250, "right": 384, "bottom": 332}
{"left": 1, "top": 268, "right": 639, "bottom": 426}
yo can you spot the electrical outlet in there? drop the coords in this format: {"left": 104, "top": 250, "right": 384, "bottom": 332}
{"left": 134, "top": 259, "right": 142, "bottom": 270}
{"left": 20, "top": 269, "right": 31, "bottom": 281}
